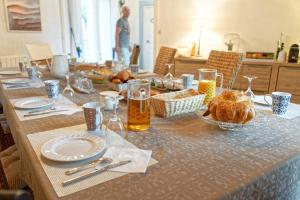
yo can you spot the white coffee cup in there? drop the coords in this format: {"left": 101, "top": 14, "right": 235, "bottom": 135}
{"left": 104, "top": 96, "right": 114, "bottom": 110}
{"left": 83, "top": 102, "right": 103, "bottom": 131}
{"left": 181, "top": 74, "right": 194, "bottom": 89}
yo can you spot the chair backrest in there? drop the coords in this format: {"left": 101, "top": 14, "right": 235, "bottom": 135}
{"left": 25, "top": 43, "right": 53, "bottom": 62}
{"left": 0, "top": 55, "right": 28, "bottom": 69}
{"left": 206, "top": 50, "right": 243, "bottom": 89}
{"left": 0, "top": 190, "right": 32, "bottom": 200}
{"left": 154, "top": 46, "right": 177, "bottom": 75}
{"left": 130, "top": 44, "right": 140, "bottom": 65}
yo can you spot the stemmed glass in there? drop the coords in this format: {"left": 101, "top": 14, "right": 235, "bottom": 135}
{"left": 243, "top": 75, "right": 257, "bottom": 102}
{"left": 164, "top": 64, "right": 174, "bottom": 80}
{"left": 105, "top": 96, "right": 126, "bottom": 147}
{"left": 62, "top": 72, "right": 75, "bottom": 101}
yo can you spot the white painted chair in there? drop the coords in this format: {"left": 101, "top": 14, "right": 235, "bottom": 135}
{"left": 0, "top": 55, "right": 28, "bottom": 69}
{"left": 25, "top": 43, "right": 53, "bottom": 64}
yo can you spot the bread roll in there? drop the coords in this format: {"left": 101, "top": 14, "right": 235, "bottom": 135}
{"left": 206, "top": 91, "right": 255, "bottom": 124}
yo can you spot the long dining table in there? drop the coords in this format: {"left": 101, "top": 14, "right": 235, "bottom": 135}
{"left": 1, "top": 72, "right": 300, "bottom": 200}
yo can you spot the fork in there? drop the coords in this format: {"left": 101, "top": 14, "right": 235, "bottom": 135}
{"left": 28, "top": 107, "right": 56, "bottom": 114}
{"left": 65, "top": 157, "right": 113, "bottom": 175}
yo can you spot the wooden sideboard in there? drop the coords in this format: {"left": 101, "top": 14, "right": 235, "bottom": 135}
{"left": 174, "top": 56, "right": 207, "bottom": 79}
{"left": 174, "top": 56, "right": 300, "bottom": 103}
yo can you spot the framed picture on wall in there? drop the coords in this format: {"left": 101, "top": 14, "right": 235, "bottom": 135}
{"left": 4, "top": 0, "right": 42, "bottom": 32}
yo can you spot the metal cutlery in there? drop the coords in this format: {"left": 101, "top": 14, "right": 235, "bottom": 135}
{"left": 62, "top": 160, "right": 131, "bottom": 186}
{"left": 65, "top": 157, "right": 113, "bottom": 175}
{"left": 28, "top": 107, "right": 56, "bottom": 114}
{"left": 6, "top": 84, "right": 30, "bottom": 88}
{"left": 24, "top": 109, "right": 69, "bottom": 117}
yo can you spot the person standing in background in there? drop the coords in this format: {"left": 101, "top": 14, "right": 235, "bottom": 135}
{"left": 115, "top": 5, "right": 131, "bottom": 65}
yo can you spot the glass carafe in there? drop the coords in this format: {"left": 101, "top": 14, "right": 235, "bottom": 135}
{"left": 198, "top": 69, "right": 223, "bottom": 105}
{"left": 127, "top": 79, "right": 151, "bottom": 131}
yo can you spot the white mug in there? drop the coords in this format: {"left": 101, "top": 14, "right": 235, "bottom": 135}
{"left": 264, "top": 92, "right": 292, "bottom": 115}
{"left": 83, "top": 102, "right": 103, "bottom": 131}
{"left": 271, "top": 92, "right": 291, "bottom": 115}
{"left": 181, "top": 74, "right": 194, "bottom": 89}
{"left": 104, "top": 96, "right": 114, "bottom": 110}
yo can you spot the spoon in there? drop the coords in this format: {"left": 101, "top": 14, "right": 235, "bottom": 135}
{"left": 65, "top": 157, "right": 113, "bottom": 175}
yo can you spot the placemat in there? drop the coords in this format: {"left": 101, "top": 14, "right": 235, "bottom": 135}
{"left": 10, "top": 95, "right": 82, "bottom": 121}
{"left": 27, "top": 124, "right": 158, "bottom": 197}
{"left": 2, "top": 78, "right": 44, "bottom": 90}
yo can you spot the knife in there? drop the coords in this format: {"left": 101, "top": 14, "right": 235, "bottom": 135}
{"left": 6, "top": 84, "right": 30, "bottom": 88}
{"left": 28, "top": 107, "right": 55, "bottom": 114}
{"left": 23, "top": 109, "right": 69, "bottom": 117}
{"left": 62, "top": 160, "right": 131, "bottom": 186}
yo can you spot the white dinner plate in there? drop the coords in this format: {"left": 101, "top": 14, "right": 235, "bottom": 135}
{"left": 0, "top": 71, "right": 22, "bottom": 75}
{"left": 41, "top": 134, "right": 106, "bottom": 162}
{"left": 14, "top": 97, "right": 54, "bottom": 110}
{"left": 254, "top": 95, "right": 272, "bottom": 106}
{"left": 2, "top": 79, "right": 31, "bottom": 85}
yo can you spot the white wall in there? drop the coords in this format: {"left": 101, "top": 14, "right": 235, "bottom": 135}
{"left": 0, "top": 0, "right": 63, "bottom": 56}
{"left": 156, "top": 0, "right": 300, "bottom": 57}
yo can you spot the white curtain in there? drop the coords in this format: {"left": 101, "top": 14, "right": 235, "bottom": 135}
{"left": 65, "top": 0, "right": 113, "bottom": 62}
{"left": 67, "top": 0, "right": 84, "bottom": 58}
{"left": 97, "top": 0, "right": 113, "bottom": 62}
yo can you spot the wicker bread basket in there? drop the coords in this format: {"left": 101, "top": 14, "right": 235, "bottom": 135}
{"left": 151, "top": 89, "right": 206, "bottom": 118}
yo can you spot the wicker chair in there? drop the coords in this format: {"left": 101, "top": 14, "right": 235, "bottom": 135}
{"left": 205, "top": 50, "right": 243, "bottom": 89}
{"left": 154, "top": 47, "right": 177, "bottom": 75}
{"left": 0, "top": 145, "right": 26, "bottom": 190}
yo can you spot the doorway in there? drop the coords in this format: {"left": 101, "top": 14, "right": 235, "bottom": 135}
{"left": 139, "top": 0, "right": 154, "bottom": 71}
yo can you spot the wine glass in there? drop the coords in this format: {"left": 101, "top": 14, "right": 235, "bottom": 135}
{"left": 164, "top": 64, "right": 174, "bottom": 80}
{"left": 105, "top": 96, "right": 126, "bottom": 147}
{"left": 62, "top": 72, "right": 75, "bottom": 101}
{"left": 243, "top": 75, "right": 257, "bottom": 102}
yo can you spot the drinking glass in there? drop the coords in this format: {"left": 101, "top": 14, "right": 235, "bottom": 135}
{"left": 164, "top": 64, "right": 174, "bottom": 80}
{"left": 127, "top": 79, "right": 151, "bottom": 131}
{"left": 31, "top": 61, "right": 43, "bottom": 79}
{"left": 243, "top": 75, "right": 257, "bottom": 102}
{"left": 105, "top": 96, "right": 126, "bottom": 146}
{"left": 62, "top": 72, "right": 75, "bottom": 100}
{"left": 198, "top": 69, "right": 223, "bottom": 105}
{"left": 20, "top": 57, "right": 29, "bottom": 72}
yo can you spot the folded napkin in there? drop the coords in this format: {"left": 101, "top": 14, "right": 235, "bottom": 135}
{"left": 103, "top": 147, "right": 152, "bottom": 173}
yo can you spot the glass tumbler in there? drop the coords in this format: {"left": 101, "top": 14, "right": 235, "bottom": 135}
{"left": 127, "top": 79, "right": 151, "bottom": 131}
{"left": 198, "top": 69, "right": 223, "bottom": 105}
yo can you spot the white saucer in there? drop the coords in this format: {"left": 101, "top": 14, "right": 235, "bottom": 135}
{"left": 100, "top": 91, "right": 119, "bottom": 97}
{"left": 254, "top": 95, "right": 272, "bottom": 106}
{"left": 100, "top": 91, "right": 124, "bottom": 100}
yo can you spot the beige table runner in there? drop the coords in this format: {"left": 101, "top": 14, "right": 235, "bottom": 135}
{"left": 27, "top": 124, "right": 158, "bottom": 197}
